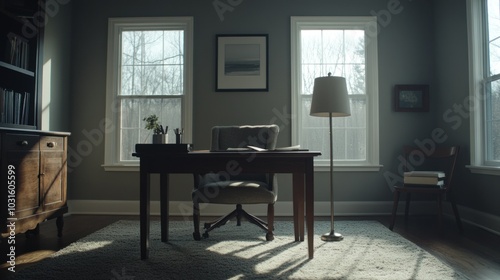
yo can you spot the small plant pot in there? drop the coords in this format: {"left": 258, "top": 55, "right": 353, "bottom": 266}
{"left": 152, "top": 134, "right": 168, "bottom": 144}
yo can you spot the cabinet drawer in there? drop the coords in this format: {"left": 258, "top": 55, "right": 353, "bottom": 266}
{"left": 3, "top": 133, "right": 40, "bottom": 151}
{"left": 40, "top": 136, "right": 64, "bottom": 151}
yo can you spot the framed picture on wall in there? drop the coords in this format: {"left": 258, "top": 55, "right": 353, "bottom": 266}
{"left": 216, "top": 34, "right": 268, "bottom": 92}
{"left": 394, "top": 84, "right": 430, "bottom": 112}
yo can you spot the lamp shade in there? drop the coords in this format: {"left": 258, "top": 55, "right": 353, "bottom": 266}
{"left": 310, "top": 75, "right": 351, "bottom": 117}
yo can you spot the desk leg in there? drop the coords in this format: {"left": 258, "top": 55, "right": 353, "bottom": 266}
{"left": 305, "top": 162, "right": 314, "bottom": 259}
{"left": 160, "top": 173, "right": 169, "bottom": 242}
{"left": 293, "top": 173, "right": 305, "bottom": 242}
{"left": 140, "top": 168, "right": 150, "bottom": 260}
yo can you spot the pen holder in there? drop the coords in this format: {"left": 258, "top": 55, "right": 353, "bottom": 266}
{"left": 175, "top": 133, "right": 182, "bottom": 144}
{"left": 152, "top": 134, "right": 168, "bottom": 144}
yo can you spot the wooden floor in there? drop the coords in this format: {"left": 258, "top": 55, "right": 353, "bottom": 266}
{"left": 1, "top": 214, "right": 500, "bottom": 279}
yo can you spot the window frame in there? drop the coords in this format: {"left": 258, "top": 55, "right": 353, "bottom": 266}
{"left": 467, "top": 0, "right": 500, "bottom": 175}
{"left": 290, "top": 16, "right": 381, "bottom": 172}
{"left": 103, "top": 17, "right": 193, "bottom": 171}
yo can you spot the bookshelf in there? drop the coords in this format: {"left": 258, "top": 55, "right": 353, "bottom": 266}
{"left": 0, "top": 0, "right": 41, "bottom": 130}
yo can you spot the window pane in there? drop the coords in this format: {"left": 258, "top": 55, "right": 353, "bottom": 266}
{"left": 488, "top": 0, "right": 500, "bottom": 75}
{"left": 344, "top": 30, "right": 365, "bottom": 64}
{"left": 345, "top": 64, "right": 366, "bottom": 95}
{"left": 346, "top": 127, "right": 366, "bottom": 160}
{"left": 121, "top": 30, "right": 184, "bottom": 96}
{"left": 120, "top": 97, "right": 182, "bottom": 161}
{"left": 301, "top": 30, "right": 323, "bottom": 64}
{"left": 486, "top": 79, "right": 500, "bottom": 162}
{"left": 162, "top": 65, "right": 184, "bottom": 95}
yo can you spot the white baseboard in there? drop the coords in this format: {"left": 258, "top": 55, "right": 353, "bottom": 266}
{"left": 67, "top": 199, "right": 500, "bottom": 235}
{"left": 455, "top": 206, "right": 500, "bottom": 235}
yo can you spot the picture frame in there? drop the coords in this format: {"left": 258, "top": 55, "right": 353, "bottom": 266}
{"left": 394, "top": 84, "right": 430, "bottom": 112}
{"left": 216, "top": 34, "right": 268, "bottom": 92}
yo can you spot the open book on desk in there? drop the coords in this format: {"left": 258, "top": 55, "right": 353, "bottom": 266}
{"left": 246, "top": 145, "right": 307, "bottom": 152}
{"left": 223, "top": 145, "right": 306, "bottom": 152}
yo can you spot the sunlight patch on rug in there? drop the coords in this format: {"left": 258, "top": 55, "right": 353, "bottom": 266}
{"left": 55, "top": 241, "right": 114, "bottom": 255}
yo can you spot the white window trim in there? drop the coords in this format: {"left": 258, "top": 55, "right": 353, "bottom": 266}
{"left": 466, "top": 0, "right": 500, "bottom": 176}
{"left": 290, "top": 16, "right": 381, "bottom": 172}
{"left": 103, "top": 17, "right": 193, "bottom": 171}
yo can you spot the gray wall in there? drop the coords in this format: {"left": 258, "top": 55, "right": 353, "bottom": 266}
{"left": 43, "top": 0, "right": 500, "bottom": 219}
{"left": 41, "top": 0, "right": 72, "bottom": 132}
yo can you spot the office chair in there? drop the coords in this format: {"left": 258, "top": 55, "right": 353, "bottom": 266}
{"left": 192, "top": 125, "right": 279, "bottom": 241}
{"left": 389, "top": 145, "right": 463, "bottom": 233}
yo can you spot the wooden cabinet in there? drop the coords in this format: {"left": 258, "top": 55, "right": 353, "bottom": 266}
{"left": 0, "top": 2, "right": 69, "bottom": 238}
{"left": 1, "top": 128, "right": 70, "bottom": 237}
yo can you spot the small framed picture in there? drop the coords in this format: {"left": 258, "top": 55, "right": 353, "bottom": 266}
{"left": 394, "top": 85, "right": 429, "bottom": 112}
{"left": 216, "top": 34, "right": 268, "bottom": 92}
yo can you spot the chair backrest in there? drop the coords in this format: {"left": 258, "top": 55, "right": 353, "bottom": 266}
{"left": 208, "top": 125, "right": 279, "bottom": 183}
{"left": 211, "top": 125, "right": 279, "bottom": 151}
{"left": 402, "top": 145, "right": 460, "bottom": 190}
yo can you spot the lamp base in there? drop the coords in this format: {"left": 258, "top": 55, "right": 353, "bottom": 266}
{"left": 321, "top": 230, "right": 344, "bottom": 242}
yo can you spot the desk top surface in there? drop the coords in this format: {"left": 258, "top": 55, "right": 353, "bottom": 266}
{"left": 134, "top": 144, "right": 321, "bottom": 158}
{"left": 133, "top": 149, "right": 321, "bottom": 158}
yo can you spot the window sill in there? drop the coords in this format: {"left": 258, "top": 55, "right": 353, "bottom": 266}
{"left": 466, "top": 165, "right": 500, "bottom": 176}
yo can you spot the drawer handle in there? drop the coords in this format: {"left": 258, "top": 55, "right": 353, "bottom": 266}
{"left": 47, "top": 142, "right": 57, "bottom": 148}
{"left": 18, "top": 140, "right": 29, "bottom": 146}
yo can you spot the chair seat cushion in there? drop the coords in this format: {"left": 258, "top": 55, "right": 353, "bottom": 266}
{"left": 192, "top": 181, "right": 276, "bottom": 204}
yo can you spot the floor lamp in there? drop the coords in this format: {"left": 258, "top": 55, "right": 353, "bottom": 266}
{"left": 309, "top": 73, "right": 351, "bottom": 242}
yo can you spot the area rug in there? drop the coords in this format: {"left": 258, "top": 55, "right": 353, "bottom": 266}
{"left": 8, "top": 220, "right": 466, "bottom": 280}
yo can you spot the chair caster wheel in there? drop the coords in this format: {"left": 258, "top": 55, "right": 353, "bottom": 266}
{"left": 202, "top": 232, "right": 209, "bottom": 239}
{"left": 266, "top": 232, "right": 274, "bottom": 241}
{"left": 193, "top": 232, "right": 201, "bottom": 241}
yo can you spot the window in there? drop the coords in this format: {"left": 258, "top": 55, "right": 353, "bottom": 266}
{"left": 468, "top": 0, "right": 500, "bottom": 175}
{"left": 291, "top": 17, "right": 380, "bottom": 171}
{"left": 104, "top": 17, "right": 193, "bottom": 170}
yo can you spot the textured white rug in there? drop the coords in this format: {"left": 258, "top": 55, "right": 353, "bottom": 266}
{"left": 10, "top": 220, "right": 466, "bottom": 279}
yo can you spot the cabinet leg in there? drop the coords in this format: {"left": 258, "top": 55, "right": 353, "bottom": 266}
{"left": 56, "top": 216, "right": 64, "bottom": 237}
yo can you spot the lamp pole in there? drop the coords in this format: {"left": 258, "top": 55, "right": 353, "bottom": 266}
{"left": 321, "top": 114, "right": 343, "bottom": 242}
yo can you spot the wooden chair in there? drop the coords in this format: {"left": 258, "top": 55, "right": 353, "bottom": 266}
{"left": 192, "top": 125, "right": 279, "bottom": 241}
{"left": 389, "top": 145, "right": 463, "bottom": 233}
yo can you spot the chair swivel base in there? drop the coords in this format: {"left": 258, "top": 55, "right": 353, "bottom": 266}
{"left": 199, "top": 204, "right": 274, "bottom": 241}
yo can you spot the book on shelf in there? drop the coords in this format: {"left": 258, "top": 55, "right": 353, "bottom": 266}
{"left": 403, "top": 171, "right": 445, "bottom": 186}
{"left": 0, "top": 87, "right": 31, "bottom": 125}
{"left": 7, "top": 33, "right": 30, "bottom": 70}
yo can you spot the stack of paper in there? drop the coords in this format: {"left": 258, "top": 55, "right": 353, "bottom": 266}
{"left": 403, "top": 171, "right": 445, "bottom": 186}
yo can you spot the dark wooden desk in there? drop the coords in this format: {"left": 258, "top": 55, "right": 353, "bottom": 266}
{"left": 133, "top": 146, "right": 321, "bottom": 260}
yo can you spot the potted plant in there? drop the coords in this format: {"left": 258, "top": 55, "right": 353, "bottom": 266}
{"left": 143, "top": 114, "right": 167, "bottom": 143}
